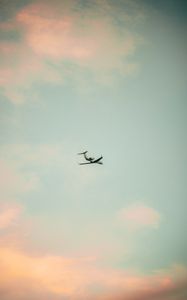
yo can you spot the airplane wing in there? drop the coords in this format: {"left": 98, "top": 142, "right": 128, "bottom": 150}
{"left": 92, "top": 156, "right": 103, "bottom": 163}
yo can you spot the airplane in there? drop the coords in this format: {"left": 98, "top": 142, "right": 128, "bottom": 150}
{"left": 78, "top": 151, "right": 103, "bottom": 165}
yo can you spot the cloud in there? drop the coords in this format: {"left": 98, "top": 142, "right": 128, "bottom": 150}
{"left": 0, "top": 41, "right": 62, "bottom": 104}
{"left": 0, "top": 0, "right": 143, "bottom": 103}
{"left": 0, "top": 242, "right": 186, "bottom": 300}
{"left": 16, "top": 1, "right": 138, "bottom": 67}
{"left": 118, "top": 203, "right": 161, "bottom": 230}
{"left": 0, "top": 203, "right": 22, "bottom": 230}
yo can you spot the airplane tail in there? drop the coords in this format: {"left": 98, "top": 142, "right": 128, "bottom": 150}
{"left": 77, "top": 151, "right": 87, "bottom": 155}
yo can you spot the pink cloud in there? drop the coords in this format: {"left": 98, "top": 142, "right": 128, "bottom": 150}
{"left": 118, "top": 203, "right": 161, "bottom": 229}
{"left": 0, "top": 243, "right": 186, "bottom": 300}
{"left": 0, "top": 41, "right": 62, "bottom": 103}
{"left": 0, "top": 0, "right": 142, "bottom": 103}
{"left": 0, "top": 204, "right": 22, "bottom": 229}
{"left": 16, "top": 2, "right": 138, "bottom": 67}
{"left": 0, "top": 196, "right": 185, "bottom": 300}
{"left": 0, "top": 42, "right": 18, "bottom": 56}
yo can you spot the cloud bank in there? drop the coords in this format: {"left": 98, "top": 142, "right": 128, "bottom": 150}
{"left": 0, "top": 241, "right": 186, "bottom": 300}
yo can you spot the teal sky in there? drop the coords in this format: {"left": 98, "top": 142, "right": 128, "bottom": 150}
{"left": 0, "top": 1, "right": 187, "bottom": 299}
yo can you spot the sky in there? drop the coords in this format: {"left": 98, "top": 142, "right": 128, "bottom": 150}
{"left": 0, "top": 0, "right": 187, "bottom": 299}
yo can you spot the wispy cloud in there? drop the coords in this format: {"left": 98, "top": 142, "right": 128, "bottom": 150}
{"left": 0, "top": 0, "right": 143, "bottom": 104}
{"left": 117, "top": 203, "right": 161, "bottom": 230}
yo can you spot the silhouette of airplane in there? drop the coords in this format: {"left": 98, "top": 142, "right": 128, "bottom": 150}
{"left": 78, "top": 151, "right": 103, "bottom": 165}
